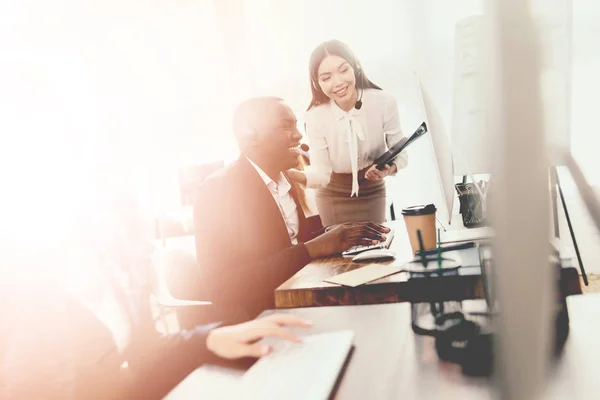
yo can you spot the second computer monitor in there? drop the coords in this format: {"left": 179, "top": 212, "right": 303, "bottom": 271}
{"left": 416, "top": 77, "right": 456, "bottom": 226}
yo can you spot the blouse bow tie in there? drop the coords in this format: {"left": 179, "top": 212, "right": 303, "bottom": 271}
{"left": 340, "top": 114, "right": 366, "bottom": 197}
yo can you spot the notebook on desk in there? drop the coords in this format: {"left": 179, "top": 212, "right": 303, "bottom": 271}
{"left": 324, "top": 264, "right": 404, "bottom": 287}
{"left": 235, "top": 330, "right": 354, "bottom": 400}
{"left": 165, "top": 331, "right": 354, "bottom": 400}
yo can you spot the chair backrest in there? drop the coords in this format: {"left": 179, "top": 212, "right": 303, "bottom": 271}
{"left": 150, "top": 246, "right": 211, "bottom": 306}
{"left": 179, "top": 161, "right": 225, "bottom": 207}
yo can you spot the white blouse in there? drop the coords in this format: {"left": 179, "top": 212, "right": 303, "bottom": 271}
{"left": 303, "top": 88, "right": 408, "bottom": 196}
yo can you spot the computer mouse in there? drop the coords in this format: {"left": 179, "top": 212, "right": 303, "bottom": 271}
{"left": 352, "top": 249, "right": 396, "bottom": 262}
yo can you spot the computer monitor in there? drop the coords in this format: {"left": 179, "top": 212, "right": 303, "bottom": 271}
{"left": 564, "top": 153, "right": 600, "bottom": 234}
{"left": 415, "top": 77, "right": 456, "bottom": 226}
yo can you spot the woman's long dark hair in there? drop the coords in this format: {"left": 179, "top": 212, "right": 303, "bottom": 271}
{"left": 307, "top": 39, "right": 381, "bottom": 111}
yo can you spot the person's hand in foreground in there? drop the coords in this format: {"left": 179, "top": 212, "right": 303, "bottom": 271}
{"left": 206, "top": 314, "right": 312, "bottom": 359}
{"left": 305, "top": 222, "right": 390, "bottom": 258}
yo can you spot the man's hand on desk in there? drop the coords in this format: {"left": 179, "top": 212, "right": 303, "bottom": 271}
{"left": 304, "top": 222, "right": 390, "bottom": 259}
{"left": 206, "top": 314, "right": 312, "bottom": 359}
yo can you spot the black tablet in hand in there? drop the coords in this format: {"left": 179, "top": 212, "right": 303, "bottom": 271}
{"left": 374, "top": 122, "right": 428, "bottom": 170}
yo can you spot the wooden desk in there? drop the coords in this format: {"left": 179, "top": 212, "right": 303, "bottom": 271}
{"left": 275, "top": 220, "right": 582, "bottom": 308}
{"left": 166, "top": 294, "right": 600, "bottom": 399}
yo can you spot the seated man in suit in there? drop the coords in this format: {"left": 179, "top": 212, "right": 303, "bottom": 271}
{"left": 192, "top": 97, "right": 390, "bottom": 322}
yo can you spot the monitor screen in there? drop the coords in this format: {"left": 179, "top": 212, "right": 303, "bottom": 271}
{"left": 564, "top": 154, "right": 600, "bottom": 235}
{"left": 417, "top": 78, "right": 455, "bottom": 225}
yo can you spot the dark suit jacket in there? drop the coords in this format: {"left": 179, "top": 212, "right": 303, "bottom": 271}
{"left": 192, "top": 156, "right": 322, "bottom": 322}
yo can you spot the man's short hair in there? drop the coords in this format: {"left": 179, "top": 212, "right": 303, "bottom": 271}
{"left": 232, "top": 96, "right": 283, "bottom": 143}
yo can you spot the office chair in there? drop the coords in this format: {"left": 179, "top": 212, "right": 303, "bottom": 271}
{"left": 155, "top": 161, "right": 226, "bottom": 246}
{"left": 150, "top": 248, "right": 211, "bottom": 333}
{"left": 179, "top": 161, "right": 225, "bottom": 208}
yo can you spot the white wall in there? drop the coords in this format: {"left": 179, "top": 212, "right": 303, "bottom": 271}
{"left": 3, "top": 0, "right": 598, "bottom": 221}
{"left": 571, "top": 0, "right": 600, "bottom": 186}
{"left": 1, "top": 1, "right": 231, "bottom": 220}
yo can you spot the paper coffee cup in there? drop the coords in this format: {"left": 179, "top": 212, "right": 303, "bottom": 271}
{"left": 402, "top": 204, "right": 437, "bottom": 254}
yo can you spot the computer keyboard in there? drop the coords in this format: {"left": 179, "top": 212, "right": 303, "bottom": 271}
{"left": 342, "top": 228, "right": 395, "bottom": 256}
{"left": 235, "top": 330, "right": 354, "bottom": 400}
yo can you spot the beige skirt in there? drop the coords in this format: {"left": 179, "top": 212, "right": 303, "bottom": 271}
{"left": 315, "top": 171, "right": 387, "bottom": 226}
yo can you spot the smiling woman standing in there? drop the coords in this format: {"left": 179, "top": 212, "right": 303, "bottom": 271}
{"left": 287, "top": 40, "right": 408, "bottom": 226}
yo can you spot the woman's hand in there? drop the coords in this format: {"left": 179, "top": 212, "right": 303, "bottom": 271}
{"left": 364, "top": 164, "right": 397, "bottom": 181}
{"left": 206, "top": 314, "right": 312, "bottom": 359}
{"left": 286, "top": 169, "right": 307, "bottom": 185}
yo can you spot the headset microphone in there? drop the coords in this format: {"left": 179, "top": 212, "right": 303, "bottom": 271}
{"left": 355, "top": 89, "right": 364, "bottom": 110}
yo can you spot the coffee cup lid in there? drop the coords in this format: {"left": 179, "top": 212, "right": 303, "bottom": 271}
{"left": 401, "top": 204, "right": 437, "bottom": 216}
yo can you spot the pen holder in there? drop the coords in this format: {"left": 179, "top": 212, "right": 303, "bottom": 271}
{"left": 405, "top": 256, "right": 464, "bottom": 336}
{"left": 455, "top": 181, "right": 488, "bottom": 228}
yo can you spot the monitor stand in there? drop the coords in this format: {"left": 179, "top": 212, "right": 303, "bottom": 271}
{"left": 552, "top": 166, "right": 588, "bottom": 286}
